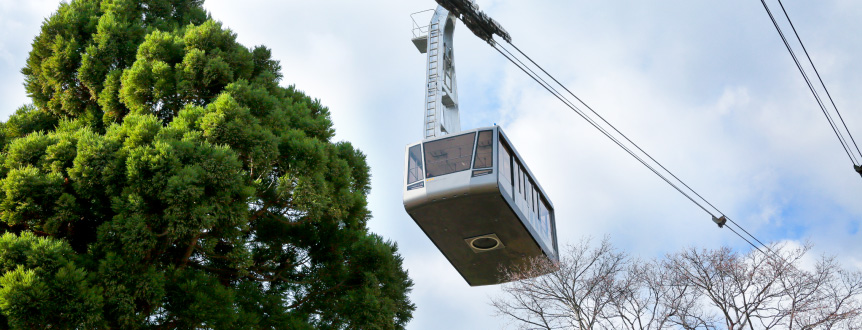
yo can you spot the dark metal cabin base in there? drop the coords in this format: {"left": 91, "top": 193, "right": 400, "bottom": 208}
{"left": 406, "top": 192, "right": 546, "bottom": 286}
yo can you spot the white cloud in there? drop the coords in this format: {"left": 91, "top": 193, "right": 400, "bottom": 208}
{"left": 2, "top": 0, "right": 861, "bottom": 329}
{"left": 0, "top": 0, "right": 62, "bottom": 117}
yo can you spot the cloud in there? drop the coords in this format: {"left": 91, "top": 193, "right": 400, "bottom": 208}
{"left": 2, "top": 1, "right": 861, "bottom": 329}
{"left": 0, "top": 0, "right": 63, "bottom": 116}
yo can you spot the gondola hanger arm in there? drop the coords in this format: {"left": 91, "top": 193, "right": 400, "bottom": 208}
{"left": 434, "top": 0, "right": 511, "bottom": 45}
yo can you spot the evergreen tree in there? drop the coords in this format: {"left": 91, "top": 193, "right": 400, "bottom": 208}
{"left": 0, "top": 0, "right": 414, "bottom": 328}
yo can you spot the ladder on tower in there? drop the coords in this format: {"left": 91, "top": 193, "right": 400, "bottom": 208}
{"left": 426, "top": 21, "right": 440, "bottom": 138}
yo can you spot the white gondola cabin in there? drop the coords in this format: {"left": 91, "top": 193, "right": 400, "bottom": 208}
{"left": 403, "top": 126, "right": 557, "bottom": 286}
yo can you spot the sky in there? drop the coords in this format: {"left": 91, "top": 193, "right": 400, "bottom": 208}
{"left": 2, "top": 0, "right": 862, "bottom": 329}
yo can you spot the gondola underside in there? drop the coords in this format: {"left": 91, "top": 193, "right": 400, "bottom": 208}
{"left": 406, "top": 191, "right": 547, "bottom": 286}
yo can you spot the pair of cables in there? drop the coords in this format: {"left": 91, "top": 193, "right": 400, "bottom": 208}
{"left": 432, "top": 0, "right": 818, "bottom": 265}
{"left": 759, "top": 0, "right": 862, "bottom": 176}
{"left": 486, "top": 38, "right": 780, "bottom": 260}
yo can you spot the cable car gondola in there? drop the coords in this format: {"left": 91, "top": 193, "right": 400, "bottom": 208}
{"left": 404, "top": 4, "right": 558, "bottom": 286}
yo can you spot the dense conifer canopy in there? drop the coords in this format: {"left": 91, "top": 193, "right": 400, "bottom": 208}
{"left": 0, "top": 0, "right": 414, "bottom": 328}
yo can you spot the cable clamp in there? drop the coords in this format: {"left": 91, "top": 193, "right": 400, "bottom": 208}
{"left": 712, "top": 215, "right": 727, "bottom": 228}
{"left": 855, "top": 165, "right": 862, "bottom": 178}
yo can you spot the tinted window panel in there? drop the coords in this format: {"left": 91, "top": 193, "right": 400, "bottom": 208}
{"left": 515, "top": 163, "right": 521, "bottom": 194}
{"left": 531, "top": 186, "right": 537, "bottom": 212}
{"left": 538, "top": 198, "right": 553, "bottom": 248}
{"left": 519, "top": 164, "right": 524, "bottom": 195}
{"left": 407, "top": 144, "right": 424, "bottom": 185}
{"left": 473, "top": 130, "right": 494, "bottom": 169}
{"left": 424, "top": 132, "right": 476, "bottom": 178}
{"left": 498, "top": 138, "right": 512, "bottom": 186}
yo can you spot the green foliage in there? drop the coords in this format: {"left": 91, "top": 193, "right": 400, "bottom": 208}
{"left": 2, "top": 0, "right": 414, "bottom": 329}
{"left": 0, "top": 232, "right": 104, "bottom": 329}
{"left": 1, "top": 105, "right": 59, "bottom": 149}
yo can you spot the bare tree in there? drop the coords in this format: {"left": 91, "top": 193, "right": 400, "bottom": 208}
{"left": 665, "top": 243, "right": 862, "bottom": 330}
{"left": 780, "top": 256, "right": 862, "bottom": 329}
{"left": 605, "top": 258, "right": 707, "bottom": 330}
{"left": 663, "top": 244, "right": 804, "bottom": 329}
{"left": 492, "top": 237, "right": 627, "bottom": 330}
{"left": 490, "top": 238, "right": 862, "bottom": 330}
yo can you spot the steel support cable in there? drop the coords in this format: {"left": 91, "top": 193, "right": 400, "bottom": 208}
{"left": 493, "top": 43, "right": 693, "bottom": 211}
{"left": 489, "top": 42, "right": 717, "bottom": 218}
{"left": 759, "top": 0, "right": 860, "bottom": 165}
{"left": 725, "top": 223, "right": 768, "bottom": 256}
{"left": 724, "top": 215, "right": 774, "bottom": 254}
{"left": 505, "top": 41, "right": 725, "bottom": 217}
{"left": 492, "top": 40, "right": 779, "bottom": 259}
{"left": 505, "top": 41, "right": 782, "bottom": 253}
{"left": 775, "top": 0, "right": 862, "bottom": 159}
{"left": 725, "top": 217, "right": 793, "bottom": 270}
{"left": 761, "top": 0, "right": 858, "bottom": 165}
{"left": 435, "top": 0, "right": 787, "bottom": 260}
